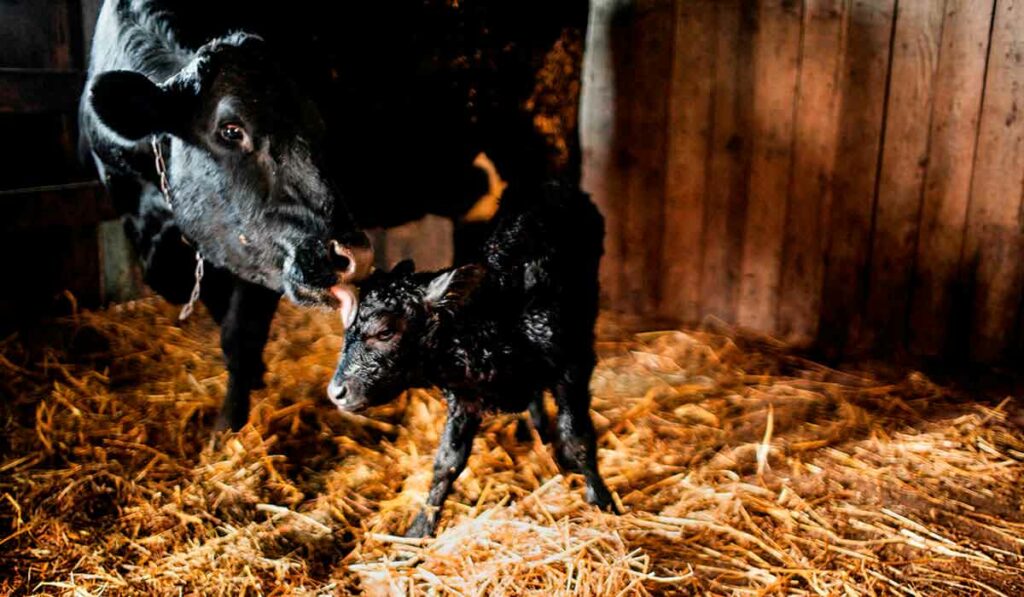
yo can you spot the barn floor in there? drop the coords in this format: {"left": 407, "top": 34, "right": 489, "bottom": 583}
{"left": 2, "top": 299, "right": 1024, "bottom": 595}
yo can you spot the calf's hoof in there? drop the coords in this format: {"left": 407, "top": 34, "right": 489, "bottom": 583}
{"left": 586, "top": 483, "right": 621, "bottom": 515}
{"left": 405, "top": 510, "right": 438, "bottom": 538}
{"left": 214, "top": 401, "right": 250, "bottom": 432}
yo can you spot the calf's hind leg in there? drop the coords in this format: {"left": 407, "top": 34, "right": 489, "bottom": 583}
{"left": 406, "top": 395, "right": 481, "bottom": 537}
{"left": 516, "top": 391, "right": 553, "bottom": 444}
{"left": 528, "top": 392, "right": 553, "bottom": 443}
{"left": 552, "top": 362, "right": 618, "bottom": 513}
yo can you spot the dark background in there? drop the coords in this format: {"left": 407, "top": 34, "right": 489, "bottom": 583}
{"left": 0, "top": 0, "right": 139, "bottom": 323}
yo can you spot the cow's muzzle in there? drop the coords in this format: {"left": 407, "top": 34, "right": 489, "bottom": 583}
{"left": 281, "top": 235, "right": 374, "bottom": 307}
{"left": 329, "top": 240, "right": 375, "bottom": 284}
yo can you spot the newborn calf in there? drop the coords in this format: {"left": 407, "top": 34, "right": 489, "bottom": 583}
{"left": 328, "top": 182, "right": 617, "bottom": 537}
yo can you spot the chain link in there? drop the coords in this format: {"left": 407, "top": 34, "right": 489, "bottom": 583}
{"left": 151, "top": 136, "right": 204, "bottom": 321}
{"left": 178, "top": 257, "right": 204, "bottom": 321}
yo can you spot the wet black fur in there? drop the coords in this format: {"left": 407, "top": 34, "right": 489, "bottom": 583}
{"left": 331, "top": 182, "right": 617, "bottom": 537}
{"left": 79, "top": 0, "right": 589, "bottom": 431}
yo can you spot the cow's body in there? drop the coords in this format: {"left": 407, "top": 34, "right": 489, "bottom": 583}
{"left": 79, "top": 0, "right": 589, "bottom": 430}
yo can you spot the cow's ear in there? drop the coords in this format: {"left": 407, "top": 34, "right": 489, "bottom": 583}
{"left": 423, "top": 265, "right": 485, "bottom": 311}
{"left": 89, "top": 71, "right": 180, "bottom": 141}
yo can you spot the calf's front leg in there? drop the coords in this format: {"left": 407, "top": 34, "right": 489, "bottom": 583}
{"left": 406, "top": 395, "right": 481, "bottom": 538}
{"left": 553, "top": 366, "right": 619, "bottom": 513}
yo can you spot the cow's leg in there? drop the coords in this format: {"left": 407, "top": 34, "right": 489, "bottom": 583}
{"left": 215, "top": 276, "right": 281, "bottom": 431}
{"left": 406, "top": 395, "right": 481, "bottom": 538}
{"left": 120, "top": 183, "right": 198, "bottom": 305}
{"left": 552, "top": 356, "right": 618, "bottom": 513}
{"left": 192, "top": 265, "right": 231, "bottom": 327}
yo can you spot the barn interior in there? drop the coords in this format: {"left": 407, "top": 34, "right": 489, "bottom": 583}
{"left": 2, "top": 1, "right": 1024, "bottom": 595}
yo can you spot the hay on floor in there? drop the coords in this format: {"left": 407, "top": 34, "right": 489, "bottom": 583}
{"left": 1, "top": 298, "right": 1023, "bottom": 595}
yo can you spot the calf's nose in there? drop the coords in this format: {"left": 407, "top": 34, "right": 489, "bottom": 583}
{"left": 327, "top": 379, "right": 348, "bottom": 403}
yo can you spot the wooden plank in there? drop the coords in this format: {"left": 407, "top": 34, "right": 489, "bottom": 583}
{"left": 81, "top": 0, "right": 104, "bottom": 57}
{"left": 0, "top": 224, "right": 102, "bottom": 312}
{"left": 0, "top": 182, "right": 114, "bottom": 230}
{"left": 699, "top": 0, "right": 755, "bottom": 324}
{"left": 962, "top": 0, "right": 1024, "bottom": 363}
{"left": 861, "top": 0, "right": 945, "bottom": 352}
{"left": 0, "top": 69, "right": 85, "bottom": 114}
{"left": 620, "top": 0, "right": 675, "bottom": 315}
{"left": 908, "top": 0, "right": 995, "bottom": 356}
{"left": 817, "top": 0, "right": 895, "bottom": 356}
{"left": 51, "top": 0, "right": 75, "bottom": 70}
{"left": 581, "top": 0, "right": 631, "bottom": 309}
{"left": 657, "top": 0, "right": 716, "bottom": 323}
{"left": 99, "top": 219, "right": 144, "bottom": 304}
{"left": 0, "top": 0, "right": 74, "bottom": 68}
{"left": 379, "top": 215, "right": 454, "bottom": 272}
{"left": 776, "top": 0, "right": 848, "bottom": 345}
{"left": 736, "top": 0, "right": 803, "bottom": 333}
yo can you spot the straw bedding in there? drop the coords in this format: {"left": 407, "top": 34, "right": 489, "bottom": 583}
{"left": 1, "top": 298, "right": 1023, "bottom": 595}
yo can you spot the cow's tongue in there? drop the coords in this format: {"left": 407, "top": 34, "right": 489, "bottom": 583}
{"left": 331, "top": 284, "right": 358, "bottom": 329}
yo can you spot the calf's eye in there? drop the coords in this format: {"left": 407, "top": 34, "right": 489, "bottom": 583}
{"left": 219, "top": 123, "right": 246, "bottom": 144}
{"left": 375, "top": 329, "right": 395, "bottom": 342}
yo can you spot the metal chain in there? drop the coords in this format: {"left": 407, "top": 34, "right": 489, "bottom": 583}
{"left": 178, "top": 257, "right": 204, "bottom": 321}
{"left": 151, "top": 136, "right": 204, "bottom": 321}
{"left": 151, "top": 136, "right": 172, "bottom": 209}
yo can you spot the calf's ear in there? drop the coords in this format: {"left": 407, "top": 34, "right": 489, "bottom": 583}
{"left": 423, "top": 265, "right": 485, "bottom": 311}
{"left": 89, "top": 71, "right": 183, "bottom": 141}
{"left": 392, "top": 259, "right": 416, "bottom": 275}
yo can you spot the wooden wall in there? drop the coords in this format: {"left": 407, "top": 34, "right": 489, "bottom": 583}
{"left": 0, "top": 0, "right": 135, "bottom": 323}
{"left": 582, "top": 0, "right": 1024, "bottom": 364}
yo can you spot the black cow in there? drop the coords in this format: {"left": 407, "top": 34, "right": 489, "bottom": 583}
{"left": 328, "top": 182, "right": 617, "bottom": 537}
{"left": 79, "top": 1, "right": 589, "bottom": 431}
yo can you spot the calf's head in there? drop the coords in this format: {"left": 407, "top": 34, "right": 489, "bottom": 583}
{"left": 328, "top": 261, "right": 485, "bottom": 411}
{"left": 89, "top": 33, "right": 372, "bottom": 305}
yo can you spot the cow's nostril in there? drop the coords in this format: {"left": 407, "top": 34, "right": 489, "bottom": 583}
{"left": 328, "top": 240, "right": 354, "bottom": 274}
{"left": 330, "top": 252, "right": 352, "bottom": 272}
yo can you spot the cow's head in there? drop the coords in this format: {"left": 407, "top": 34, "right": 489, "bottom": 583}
{"left": 327, "top": 261, "right": 486, "bottom": 411}
{"left": 88, "top": 33, "right": 371, "bottom": 306}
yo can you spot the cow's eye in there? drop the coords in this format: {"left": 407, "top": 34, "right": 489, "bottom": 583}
{"left": 219, "top": 123, "right": 246, "bottom": 144}
{"left": 374, "top": 329, "right": 395, "bottom": 342}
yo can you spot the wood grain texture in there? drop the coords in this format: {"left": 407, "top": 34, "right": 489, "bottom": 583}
{"left": 580, "top": 0, "right": 631, "bottom": 308}
{"left": 862, "top": 0, "right": 945, "bottom": 352}
{"left": 908, "top": 0, "right": 995, "bottom": 356}
{"left": 658, "top": 0, "right": 716, "bottom": 322}
{"left": 0, "top": 0, "right": 74, "bottom": 69}
{"left": 0, "top": 182, "right": 113, "bottom": 229}
{"left": 699, "top": 0, "right": 755, "bottom": 324}
{"left": 0, "top": 69, "right": 85, "bottom": 114}
{"left": 380, "top": 215, "right": 454, "bottom": 272}
{"left": 777, "top": 0, "right": 848, "bottom": 345}
{"left": 817, "top": 0, "right": 896, "bottom": 355}
{"left": 962, "top": 0, "right": 1024, "bottom": 362}
{"left": 81, "top": 0, "right": 104, "bottom": 59}
{"left": 620, "top": 0, "right": 675, "bottom": 315}
{"left": 579, "top": 0, "right": 1024, "bottom": 363}
{"left": 736, "top": 0, "right": 803, "bottom": 334}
